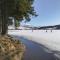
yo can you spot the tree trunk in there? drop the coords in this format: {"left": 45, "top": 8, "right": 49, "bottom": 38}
{"left": 14, "top": 18, "right": 17, "bottom": 30}
{"left": 1, "top": 15, "right": 8, "bottom": 35}
{"left": 1, "top": 0, "right": 8, "bottom": 35}
{"left": 0, "top": 18, "right": 2, "bottom": 34}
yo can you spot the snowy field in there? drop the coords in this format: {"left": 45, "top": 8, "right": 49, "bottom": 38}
{"left": 8, "top": 30, "right": 60, "bottom": 57}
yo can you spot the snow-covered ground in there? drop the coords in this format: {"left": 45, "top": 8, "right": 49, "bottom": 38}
{"left": 8, "top": 30, "right": 60, "bottom": 59}
{"left": 8, "top": 30, "right": 60, "bottom": 54}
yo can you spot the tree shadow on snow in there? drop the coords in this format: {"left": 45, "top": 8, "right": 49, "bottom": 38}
{"left": 11, "top": 35, "right": 60, "bottom": 60}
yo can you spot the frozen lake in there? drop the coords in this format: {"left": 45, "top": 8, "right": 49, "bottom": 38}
{"left": 8, "top": 30, "right": 60, "bottom": 60}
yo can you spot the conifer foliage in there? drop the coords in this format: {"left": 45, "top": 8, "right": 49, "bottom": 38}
{"left": 0, "top": 0, "right": 37, "bottom": 35}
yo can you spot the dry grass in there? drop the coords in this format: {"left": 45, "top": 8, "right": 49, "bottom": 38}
{"left": 0, "top": 35, "right": 25, "bottom": 60}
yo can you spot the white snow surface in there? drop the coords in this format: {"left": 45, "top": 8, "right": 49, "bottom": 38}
{"left": 8, "top": 30, "right": 60, "bottom": 52}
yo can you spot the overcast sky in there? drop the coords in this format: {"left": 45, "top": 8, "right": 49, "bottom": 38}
{"left": 22, "top": 0, "right": 60, "bottom": 27}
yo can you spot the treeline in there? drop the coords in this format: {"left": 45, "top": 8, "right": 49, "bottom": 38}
{"left": 38, "top": 25, "right": 60, "bottom": 30}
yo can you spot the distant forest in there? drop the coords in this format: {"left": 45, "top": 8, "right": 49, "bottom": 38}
{"left": 38, "top": 25, "right": 60, "bottom": 30}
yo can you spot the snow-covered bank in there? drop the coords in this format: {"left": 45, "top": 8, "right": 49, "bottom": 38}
{"left": 8, "top": 30, "right": 60, "bottom": 51}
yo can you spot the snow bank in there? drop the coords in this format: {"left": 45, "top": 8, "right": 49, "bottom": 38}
{"left": 8, "top": 30, "right": 60, "bottom": 51}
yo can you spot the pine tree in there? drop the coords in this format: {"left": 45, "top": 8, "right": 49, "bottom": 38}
{"left": 0, "top": 0, "right": 37, "bottom": 35}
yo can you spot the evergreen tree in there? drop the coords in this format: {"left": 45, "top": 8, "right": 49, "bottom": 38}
{"left": 0, "top": 0, "right": 37, "bottom": 35}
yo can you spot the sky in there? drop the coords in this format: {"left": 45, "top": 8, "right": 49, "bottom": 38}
{"left": 22, "top": 0, "right": 60, "bottom": 27}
